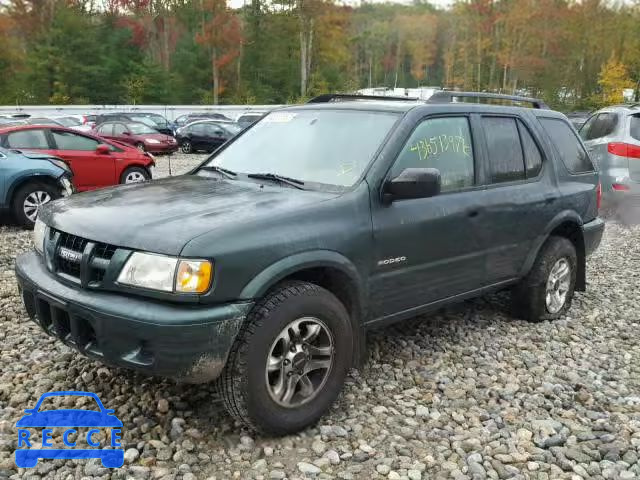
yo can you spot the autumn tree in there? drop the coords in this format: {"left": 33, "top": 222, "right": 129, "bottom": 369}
{"left": 597, "top": 56, "right": 633, "bottom": 105}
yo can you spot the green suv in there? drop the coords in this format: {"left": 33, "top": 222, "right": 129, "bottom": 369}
{"left": 15, "top": 93, "right": 604, "bottom": 434}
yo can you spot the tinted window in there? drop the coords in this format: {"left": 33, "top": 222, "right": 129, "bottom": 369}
{"left": 539, "top": 118, "right": 594, "bottom": 173}
{"left": 51, "top": 131, "right": 99, "bottom": 151}
{"left": 483, "top": 117, "right": 525, "bottom": 183}
{"left": 584, "top": 113, "right": 618, "bottom": 140}
{"left": 629, "top": 115, "right": 640, "bottom": 141}
{"left": 113, "top": 123, "right": 128, "bottom": 135}
{"left": 517, "top": 121, "right": 543, "bottom": 177}
{"left": 391, "top": 116, "right": 474, "bottom": 192}
{"left": 97, "top": 124, "right": 113, "bottom": 135}
{"left": 578, "top": 115, "right": 596, "bottom": 140}
{"left": 7, "top": 129, "right": 49, "bottom": 149}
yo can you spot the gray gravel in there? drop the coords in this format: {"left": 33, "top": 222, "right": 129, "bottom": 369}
{"left": 1, "top": 163, "right": 639, "bottom": 479}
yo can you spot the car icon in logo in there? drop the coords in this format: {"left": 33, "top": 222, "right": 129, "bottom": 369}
{"left": 15, "top": 391, "right": 124, "bottom": 468}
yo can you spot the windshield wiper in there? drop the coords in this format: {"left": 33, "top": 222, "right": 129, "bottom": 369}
{"left": 199, "top": 165, "right": 237, "bottom": 179}
{"left": 247, "top": 172, "right": 306, "bottom": 190}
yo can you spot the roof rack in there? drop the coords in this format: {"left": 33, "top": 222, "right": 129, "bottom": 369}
{"left": 307, "top": 93, "right": 419, "bottom": 104}
{"left": 427, "top": 91, "right": 549, "bottom": 109}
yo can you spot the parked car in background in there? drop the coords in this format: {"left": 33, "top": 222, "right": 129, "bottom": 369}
{"left": 0, "top": 125, "right": 155, "bottom": 191}
{"left": 49, "top": 115, "right": 93, "bottom": 132}
{"left": 94, "top": 121, "right": 178, "bottom": 154}
{"left": 172, "top": 112, "right": 233, "bottom": 132}
{"left": 0, "top": 117, "right": 28, "bottom": 128}
{"left": 579, "top": 105, "right": 640, "bottom": 205}
{"left": 0, "top": 146, "right": 73, "bottom": 226}
{"left": 236, "top": 112, "right": 266, "bottom": 129}
{"left": 95, "top": 113, "right": 173, "bottom": 136}
{"left": 26, "top": 117, "right": 63, "bottom": 127}
{"left": 175, "top": 120, "right": 242, "bottom": 153}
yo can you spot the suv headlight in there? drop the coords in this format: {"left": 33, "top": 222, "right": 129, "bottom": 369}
{"left": 117, "top": 252, "right": 212, "bottom": 294}
{"left": 33, "top": 219, "right": 46, "bottom": 254}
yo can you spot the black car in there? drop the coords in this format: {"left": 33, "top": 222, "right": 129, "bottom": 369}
{"left": 172, "top": 113, "right": 233, "bottom": 131}
{"left": 16, "top": 92, "right": 604, "bottom": 436}
{"left": 236, "top": 112, "right": 266, "bottom": 129}
{"left": 95, "top": 113, "right": 173, "bottom": 136}
{"left": 176, "top": 120, "right": 242, "bottom": 153}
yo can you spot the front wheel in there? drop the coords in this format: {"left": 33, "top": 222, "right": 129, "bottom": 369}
{"left": 181, "top": 140, "right": 192, "bottom": 154}
{"left": 220, "top": 281, "right": 353, "bottom": 435}
{"left": 12, "top": 182, "right": 61, "bottom": 228}
{"left": 512, "top": 236, "right": 577, "bottom": 322}
{"left": 120, "top": 166, "right": 150, "bottom": 184}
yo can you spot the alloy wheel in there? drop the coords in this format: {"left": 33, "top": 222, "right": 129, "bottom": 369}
{"left": 545, "top": 257, "right": 571, "bottom": 314}
{"left": 23, "top": 191, "right": 52, "bottom": 222}
{"left": 125, "top": 171, "right": 146, "bottom": 184}
{"left": 265, "top": 317, "right": 334, "bottom": 408}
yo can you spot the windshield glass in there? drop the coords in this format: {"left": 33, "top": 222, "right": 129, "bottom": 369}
{"left": 204, "top": 109, "right": 398, "bottom": 187}
{"left": 128, "top": 123, "right": 158, "bottom": 134}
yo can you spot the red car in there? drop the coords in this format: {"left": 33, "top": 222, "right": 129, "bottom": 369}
{"left": 0, "top": 125, "right": 155, "bottom": 191}
{"left": 93, "top": 121, "right": 178, "bottom": 154}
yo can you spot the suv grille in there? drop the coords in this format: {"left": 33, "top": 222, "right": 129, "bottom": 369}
{"left": 49, "top": 229, "right": 118, "bottom": 288}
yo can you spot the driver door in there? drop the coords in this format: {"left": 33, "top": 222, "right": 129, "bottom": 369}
{"left": 50, "top": 130, "right": 115, "bottom": 190}
{"left": 369, "top": 115, "right": 486, "bottom": 320}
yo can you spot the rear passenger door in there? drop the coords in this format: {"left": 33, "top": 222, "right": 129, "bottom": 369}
{"left": 476, "top": 115, "right": 556, "bottom": 285}
{"left": 370, "top": 115, "right": 486, "bottom": 319}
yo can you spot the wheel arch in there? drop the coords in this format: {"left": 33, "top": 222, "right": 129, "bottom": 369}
{"left": 7, "top": 173, "right": 62, "bottom": 207}
{"left": 522, "top": 210, "right": 586, "bottom": 291}
{"left": 240, "top": 251, "right": 368, "bottom": 367}
{"left": 119, "top": 163, "right": 152, "bottom": 183}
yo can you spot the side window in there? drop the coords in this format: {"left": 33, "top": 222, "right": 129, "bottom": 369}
{"left": 51, "top": 131, "right": 100, "bottom": 151}
{"left": 517, "top": 120, "right": 543, "bottom": 178}
{"left": 585, "top": 113, "right": 618, "bottom": 140}
{"left": 539, "top": 118, "right": 594, "bottom": 174}
{"left": 629, "top": 115, "right": 640, "bottom": 141}
{"left": 98, "top": 124, "right": 113, "bottom": 135}
{"left": 7, "top": 130, "right": 49, "bottom": 149}
{"left": 113, "top": 123, "right": 127, "bottom": 135}
{"left": 391, "top": 116, "right": 474, "bottom": 192}
{"left": 482, "top": 117, "right": 525, "bottom": 183}
{"left": 579, "top": 115, "right": 596, "bottom": 140}
{"left": 6, "top": 129, "right": 49, "bottom": 149}
{"left": 192, "top": 124, "right": 206, "bottom": 135}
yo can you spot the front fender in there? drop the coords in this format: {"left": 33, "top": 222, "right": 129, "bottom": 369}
{"left": 239, "top": 250, "right": 364, "bottom": 302}
{"left": 5, "top": 170, "right": 64, "bottom": 205}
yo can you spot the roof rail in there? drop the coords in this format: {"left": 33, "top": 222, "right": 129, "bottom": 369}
{"left": 427, "top": 91, "right": 549, "bottom": 109}
{"left": 307, "top": 93, "right": 419, "bottom": 104}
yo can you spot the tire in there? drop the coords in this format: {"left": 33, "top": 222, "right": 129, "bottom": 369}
{"left": 181, "top": 140, "right": 192, "bottom": 154}
{"left": 135, "top": 142, "right": 146, "bottom": 152}
{"left": 120, "top": 166, "right": 150, "bottom": 185}
{"left": 512, "top": 236, "right": 577, "bottom": 322}
{"left": 12, "top": 181, "right": 61, "bottom": 228}
{"left": 220, "top": 281, "right": 353, "bottom": 435}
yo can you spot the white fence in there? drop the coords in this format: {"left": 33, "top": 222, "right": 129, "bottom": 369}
{"left": 0, "top": 105, "right": 280, "bottom": 121}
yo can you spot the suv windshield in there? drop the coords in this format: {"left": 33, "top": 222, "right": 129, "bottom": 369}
{"left": 203, "top": 109, "right": 399, "bottom": 188}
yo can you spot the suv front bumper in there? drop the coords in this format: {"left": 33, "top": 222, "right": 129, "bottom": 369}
{"left": 15, "top": 251, "right": 252, "bottom": 383}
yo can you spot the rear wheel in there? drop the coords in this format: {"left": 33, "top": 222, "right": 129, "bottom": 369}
{"left": 512, "top": 236, "right": 577, "bottom": 322}
{"left": 12, "top": 181, "right": 60, "bottom": 228}
{"left": 120, "top": 166, "right": 150, "bottom": 184}
{"left": 220, "top": 281, "right": 353, "bottom": 435}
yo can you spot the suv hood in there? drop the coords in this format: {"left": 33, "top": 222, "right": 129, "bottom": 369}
{"left": 40, "top": 176, "right": 339, "bottom": 255}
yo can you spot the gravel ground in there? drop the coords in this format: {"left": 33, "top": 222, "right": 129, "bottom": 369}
{"left": 0, "top": 161, "right": 639, "bottom": 480}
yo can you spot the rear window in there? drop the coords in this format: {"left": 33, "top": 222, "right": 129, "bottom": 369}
{"left": 629, "top": 115, "right": 640, "bottom": 141}
{"left": 539, "top": 118, "right": 594, "bottom": 174}
{"left": 582, "top": 112, "right": 618, "bottom": 140}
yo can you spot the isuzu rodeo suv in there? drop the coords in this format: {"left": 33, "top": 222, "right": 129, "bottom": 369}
{"left": 15, "top": 92, "right": 604, "bottom": 435}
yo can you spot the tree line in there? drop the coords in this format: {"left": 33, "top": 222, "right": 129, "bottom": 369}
{"left": 1, "top": 0, "right": 639, "bottom": 109}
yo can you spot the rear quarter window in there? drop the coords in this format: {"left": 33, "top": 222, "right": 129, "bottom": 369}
{"left": 539, "top": 118, "right": 594, "bottom": 174}
{"left": 629, "top": 115, "right": 640, "bottom": 141}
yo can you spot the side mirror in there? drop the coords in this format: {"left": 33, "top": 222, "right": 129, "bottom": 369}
{"left": 96, "top": 144, "right": 110, "bottom": 155}
{"left": 122, "top": 131, "right": 131, "bottom": 136}
{"left": 384, "top": 168, "right": 441, "bottom": 202}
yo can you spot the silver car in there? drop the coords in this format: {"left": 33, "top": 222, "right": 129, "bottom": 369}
{"left": 579, "top": 106, "right": 640, "bottom": 205}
